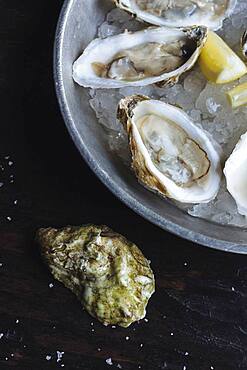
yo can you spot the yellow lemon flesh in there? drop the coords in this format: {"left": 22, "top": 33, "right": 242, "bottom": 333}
{"left": 227, "top": 82, "right": 247, "bottom": 108}
{"left": 199, "top": 31, "right": 247, "bottom": 84}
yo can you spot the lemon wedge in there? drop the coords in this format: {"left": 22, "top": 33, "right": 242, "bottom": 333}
{"left": 199, "top": 31, "right": 247, "bottom": 84}
{"left": 227, "top": 82, "right": 247, "bottom": 108}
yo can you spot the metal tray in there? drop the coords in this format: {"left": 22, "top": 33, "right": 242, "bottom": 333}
{"left": 54, "top": 0, "right": 247, "bottom": 253}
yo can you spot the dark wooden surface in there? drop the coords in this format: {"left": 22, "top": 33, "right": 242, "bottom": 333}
{"left": 1, "top": 1, "right": 247, "bottom": 369}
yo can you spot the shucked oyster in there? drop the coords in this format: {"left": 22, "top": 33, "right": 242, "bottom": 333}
{"left": 73, "top": 26, "right": 207, "bottom": 88}
{"left": 37, "top": 225, "right": 155, "bottom": 327}
{"left": 118, "top": 95, "right": 222, "bottom": 204}
{"left": 224, "top": 132, "right": 247, "bottom": 217}
{"left": 115, "top": 0, "right": 236, "bottom": 30}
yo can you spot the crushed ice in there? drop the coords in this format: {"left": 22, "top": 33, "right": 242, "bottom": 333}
{"left": 88, "top": 1, "right": 247, "bottom": 227}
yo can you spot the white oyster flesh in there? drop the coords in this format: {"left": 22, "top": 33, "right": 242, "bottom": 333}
{"left": 73, "top": 26, "right": 207, "bottom": 88}
{"left": 116, "top": 0, "right": 237, "bottom": 30}
{"left": 119, "top": 97, "right": 222, "bottom": 204}
{"left": 224, "top": 132, "right": 247, "bottom": 217}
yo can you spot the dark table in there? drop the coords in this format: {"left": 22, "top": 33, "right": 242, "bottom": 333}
{"left": 0, "top": 1, "right": 247, "bottom": 369}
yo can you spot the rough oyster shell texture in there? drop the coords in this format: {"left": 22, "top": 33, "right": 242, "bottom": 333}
{"left": 37, "top": 225, "right": 155, "bottom": 327}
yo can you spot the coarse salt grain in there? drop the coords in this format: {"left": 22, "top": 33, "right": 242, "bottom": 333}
{"left": 106, "top": 358, "right": 113, "bottom": 366}
{"left": 56, "top": 351, "right": 64, "bottom": 363}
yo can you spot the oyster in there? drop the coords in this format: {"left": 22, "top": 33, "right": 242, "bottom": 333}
{"left": 37, "top": 225, "right": 155, "bottom": 327}
{"left": 118, "top": 95, "right": 222, "bottom": 204}
{"left": 73, "top": 26, "right": 207, "bottom": 88}
{"left": 224, "top": 132, "right": 247, "bottom": 217}
{"left": 115, "top": 0, "right": 236, "bottom": 30}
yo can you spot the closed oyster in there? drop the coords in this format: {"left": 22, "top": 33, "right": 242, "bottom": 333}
{"left": 224, "top": 132, "right": 247, "bottom": 217}
{"left": 73, "top": 26, "right": 207, "bottom": 88}
{"left": 115, "top": 0, "right": 236, "bottom": 30}
{"left": 118, "top": 95, "right": 222, "bottom": 204}
{"left": 37, "top": 225, "right": 155, "bottom": 327}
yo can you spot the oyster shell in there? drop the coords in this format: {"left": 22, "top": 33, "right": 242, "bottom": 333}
{"left": 115, "top": 0, "right": 237, "bottom": 31}
{"left": 37, "top": 224, "right": 155, "bottom": 327}
{"left": 224, "top": 132, "right": 247, "bottom": 217}
{"left": 118, "top": 95, "right": 222, "bottom": 204}
{"left": 73, "top": 26, "right": 207, "bottom": 88}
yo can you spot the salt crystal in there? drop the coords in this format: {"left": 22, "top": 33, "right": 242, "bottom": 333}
{"left": 56, "top": 351, "right": 64, "bottom": 363}
{"left": 0, "top": 333, "right": 4, "bottom": 339}
{"left": 46, "top": 355, "right": 52, "bottom": 361}
{"left": 49, "top": 283, "right": 54, "bottom": 288}
{"left": 106, "top": 358, "right": 113, "bottom": 366}
{"left": 125, "top": 336, "right": 129, "bottom": 340}
{"left": 8, "top": 161, "right": 13, "bottom": 166}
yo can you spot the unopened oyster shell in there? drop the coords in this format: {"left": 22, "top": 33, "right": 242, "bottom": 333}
{"left": 73, "top": 26, "right": 207, "bottom": 88}
{"left": 115, "top": 0, "right": 237, "bottom": 31}
{"left": 37, "top": 224, "right": 155, "bottom": 327}
{"left": 118, "top": 95, "right": 222, "bottom": 204}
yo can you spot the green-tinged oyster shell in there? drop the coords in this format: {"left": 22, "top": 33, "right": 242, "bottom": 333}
{"left": 36, "top": 224, "right": 155, "bottom": 328}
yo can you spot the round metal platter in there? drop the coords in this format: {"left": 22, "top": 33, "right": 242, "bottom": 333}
{"left": 54, "top": 0, "right": 247, "bottom": 253}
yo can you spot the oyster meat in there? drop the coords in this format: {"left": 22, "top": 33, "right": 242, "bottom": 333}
{"left": 37, "top": 225, "right": 155, "bottom": 327}
{"left": 224, "top": 132, "right": 247, "bottom": 217}
{"left": 118, "top": 95, "right": 222, "bottom": 204}
{"left": 73, "top": 26, "right": 207, "bottom": 88}
{"left": 115, "top": 0, "right": 236, "bottom": 30}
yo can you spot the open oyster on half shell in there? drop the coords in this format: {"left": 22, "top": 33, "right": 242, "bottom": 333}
{"left": 224, "top": 132, "right": 247, "bottom": 217}
{"left": 115, "top": 0, "right": 237, "bottom": 31}
{"left": 118, "top": 95, "right": 222, "bottom": 204}
{"left": 73, "top": 26, "right": 207, "bottom": 88}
